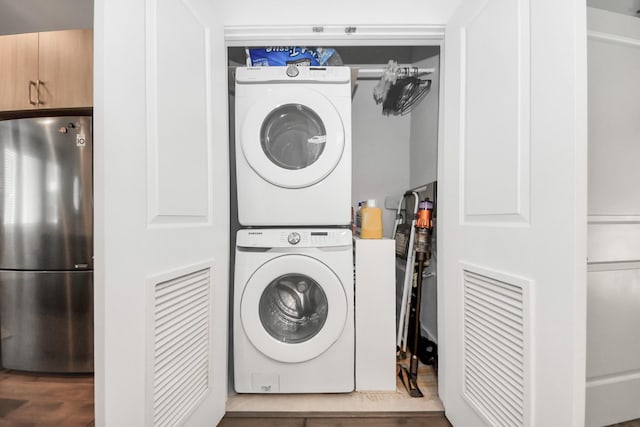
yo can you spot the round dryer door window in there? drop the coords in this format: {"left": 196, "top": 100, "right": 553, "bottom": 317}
{"left": 240, "top": 254, "right": 348, "bottom": 363}
{"left": 240, "top": 87, "right": 345, "bottom": 189}
{"left": 260, "top": 104, "right": 326, "bottom": 170}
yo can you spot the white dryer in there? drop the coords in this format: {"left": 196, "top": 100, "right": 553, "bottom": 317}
{"left": 234, "top": 228, "right": 354, "bottom": 393}
{"left": 234, "top": 66, "right": 352, "bottom": 226}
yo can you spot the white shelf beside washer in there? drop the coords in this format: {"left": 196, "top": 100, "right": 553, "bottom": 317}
{"left": 354, "top": 237, "right": 396, "bottom": 391}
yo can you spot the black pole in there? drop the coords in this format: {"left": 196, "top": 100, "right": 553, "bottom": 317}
{"left": 405, "top": 249, "right": 424, "bottom": 397}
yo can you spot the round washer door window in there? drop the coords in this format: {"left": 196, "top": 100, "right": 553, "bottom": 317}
{"left": 259, "top": 273, "right": 328, "bottom": 344}
{"left": 240, "top": 87, "right": 345, "bottom": 189}
{"left": 240, "top": 254, "right": 348, "bottom": 363}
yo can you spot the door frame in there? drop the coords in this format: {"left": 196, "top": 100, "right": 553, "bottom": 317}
{"left": 224, "top": 23, "right": 448, "bottom": 402}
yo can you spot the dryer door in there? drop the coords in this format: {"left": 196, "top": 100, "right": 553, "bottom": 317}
{"left": 240, "top": 87, "right": 345, "bottom": 189}
{"left": 240, "top": 254, "right": 348, "bottom": 363}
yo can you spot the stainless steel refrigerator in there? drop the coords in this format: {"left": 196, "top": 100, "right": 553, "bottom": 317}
{"left": 0, "top": 116, "right": 93, "bottom": 373}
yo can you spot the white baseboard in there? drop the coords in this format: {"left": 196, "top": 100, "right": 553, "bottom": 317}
{"left": 586, "top": 372, "right": 640, "bottom": 427}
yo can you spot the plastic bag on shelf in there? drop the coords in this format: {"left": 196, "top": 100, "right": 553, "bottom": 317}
{"left": 246, "top": 47, "right": 343, "bottom": 67}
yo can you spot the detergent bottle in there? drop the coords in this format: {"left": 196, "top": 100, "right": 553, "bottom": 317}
{"left": 360, "top": 199, "right": 383, "bottom": 239}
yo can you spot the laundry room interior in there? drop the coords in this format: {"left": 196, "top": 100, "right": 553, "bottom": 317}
{"left": 4, "top": 0, "right": 640, "bottom": 425}
{"left": 226, "top": 39, "right": 443, "bottom": 411}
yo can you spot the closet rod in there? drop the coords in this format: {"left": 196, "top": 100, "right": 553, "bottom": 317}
{"left": 356, "top": 66, "right": 435, "bottom": 80}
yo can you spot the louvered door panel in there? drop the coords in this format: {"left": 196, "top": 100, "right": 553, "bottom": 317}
{"left": 152, "top": 268, "right": 211, "bottom": 427}
{"left": 462, "top": 268, "right": 531, "bottom": 427}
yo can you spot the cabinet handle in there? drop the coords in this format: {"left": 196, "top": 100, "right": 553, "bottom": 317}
{"left": 36, "top": 80, "right": 44, "bottom": 106}
{"left": 28, "top": 80, "right": 38, "bottom": 105}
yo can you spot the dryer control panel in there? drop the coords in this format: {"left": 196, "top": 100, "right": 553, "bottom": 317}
{"left": 237, "top": 228, "right": 352, "bottom": 248}
{"left": 235, "top": 66, "right": 351, "bottom": 84}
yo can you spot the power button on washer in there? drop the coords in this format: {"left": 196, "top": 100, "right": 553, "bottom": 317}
{"left": 287, "top": 232, "right": 301, "bottom": 245}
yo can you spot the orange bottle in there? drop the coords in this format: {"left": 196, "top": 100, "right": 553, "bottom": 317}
{"left": 360, "top": 199, "right": 383, "bottom": 239}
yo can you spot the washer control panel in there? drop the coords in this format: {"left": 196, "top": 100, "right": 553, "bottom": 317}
{"left": 237, "top": 228, "right": 352, "bottom": 248}
{"left": 281, "top": 230, "right": 351, "bottom": 247}
{"left": 287, "top": 232, "right": 301, "bottom": 245}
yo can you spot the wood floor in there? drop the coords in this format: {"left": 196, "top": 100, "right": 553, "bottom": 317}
{"left": 611, "top": 421, "right": 640, "bottom": 427}
{"left": 218, "top": 412, "right": 640, "bottom": 427}
{"left": 218, "top": 411, "right": 452, "bottom": 426}
{"left": 0, "top": 367, "right": 639, "bottom": 427}
{"left": 0, "top": 369, "right": 94, "bottom": 426}
{"left": 226, "top": 361, "right": 442, "bottom": 413}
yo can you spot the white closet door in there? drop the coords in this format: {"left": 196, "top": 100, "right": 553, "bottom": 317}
{"left": 439, "top": 0, "right": 587, "bottom": 426}
{"left": 95, "top": 0, "right": 228, "bottom": 425}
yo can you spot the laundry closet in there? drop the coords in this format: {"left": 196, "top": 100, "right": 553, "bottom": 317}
{"left": 227, "top": 40, "right": 442, "bottom": 411}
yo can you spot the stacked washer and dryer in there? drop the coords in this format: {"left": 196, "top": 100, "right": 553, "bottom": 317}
{"left": 233, "top": 65, "right": 355, "bottom": 393}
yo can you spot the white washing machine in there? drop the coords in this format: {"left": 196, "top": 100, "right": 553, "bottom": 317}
{"left": 234, "top": 228, "right": 354, "bottom": 393}
{"left": 234, "top": 66, "right": 352, "bottom": 226}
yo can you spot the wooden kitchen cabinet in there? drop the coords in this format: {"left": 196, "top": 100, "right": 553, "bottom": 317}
{"left": 0, "top": 33, "right": 39, "bottom": 111}
{"left": 38, "top": 30, "right": 93, "bottom": 109}
{"left": 0, "top": 29, "right": 93, "bottom": 112}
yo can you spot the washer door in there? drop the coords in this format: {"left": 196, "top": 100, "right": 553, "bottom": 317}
{"left": 240, "top": 254, "right": 348, "bottom": 363}
{"left": 240, "top": 87, "right": 345, "bottom": 189}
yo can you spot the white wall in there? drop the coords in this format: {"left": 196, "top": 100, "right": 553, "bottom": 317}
{"left": 585, "top": 7, "right": 640, "bottom": 427}
{"left": 409, "top": 49, "right": 440, "bottom": 189}
{"left": 587, "top": 15, "right": 640, "bottom": 215}
{"left": 587, "top": 0, "right": 640, "bottom": 17}
{"left": 351, "top": 79, "right": 411, "bottom": 238}
{"left": 220, "top": 1, "right": 460, "bottom": 26}
{"left": 351, "top": 59, "right": 441, "bottom": 239}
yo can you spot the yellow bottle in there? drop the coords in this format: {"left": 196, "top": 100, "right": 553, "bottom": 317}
{"left": 360, "top": 199, "right": 383, "bottom": 239}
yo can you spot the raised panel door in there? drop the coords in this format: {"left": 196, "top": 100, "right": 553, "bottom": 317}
{"left": 440, "top": 0, "right": 587, "bottom": 425}
{"left": 95, "top": 0, "right": 226, "bottom": 424}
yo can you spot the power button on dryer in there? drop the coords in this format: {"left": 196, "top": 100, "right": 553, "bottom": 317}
{"left": 287, "top": 232, "right": 301, "bottom": 245}
{"left": 286, "top": 64, "right": 299, "bottom": 78}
